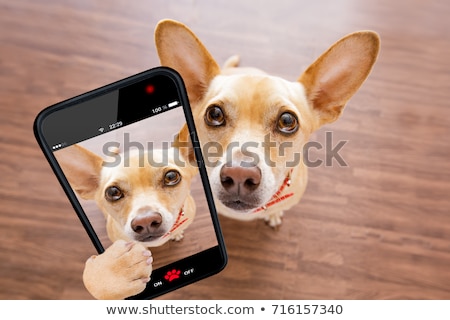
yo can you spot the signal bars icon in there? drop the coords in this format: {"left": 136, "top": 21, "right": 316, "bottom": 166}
{"left": 52, "top": 143, "right": 65, "bottom": 150}
{"left": 98, "top": 127, "right": 105, "bottom": 133}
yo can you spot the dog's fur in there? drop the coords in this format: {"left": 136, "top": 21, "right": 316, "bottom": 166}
{"left": 56, "top": 145, "right": 196, "bottom": 299}
{"left": 155, "top": 19, "right": 379, "bottom": 227}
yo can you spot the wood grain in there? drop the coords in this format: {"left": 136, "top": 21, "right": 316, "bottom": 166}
{"left": 0, "top": 0, "right": 449, "bottom": 300}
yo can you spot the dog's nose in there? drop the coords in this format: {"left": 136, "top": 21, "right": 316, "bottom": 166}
{"left": 131, "top": 211, "right": 163, "bottom": 234}
{"left": 220, "top": 162, "right": 261, "bottom": 196}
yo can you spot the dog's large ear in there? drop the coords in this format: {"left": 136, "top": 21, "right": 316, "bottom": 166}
{"left": 172, "top": 125, "right": 199, "bottom": 178}
{"left": 173, "top": 124, "right": 196, "bottom": 166}
{"left": 155, "top": 19, "right": 220, "bottom": 104}
{"left": 299, "top": 31, "right": 380, "bottom": 127}
{"left": 55, "top": 144, "right": 103, "bottom": 200}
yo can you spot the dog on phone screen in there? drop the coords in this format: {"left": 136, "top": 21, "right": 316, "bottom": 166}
{"left": 56, "top": 145, "right": 196, "bottom": 299}
{"left": 155, "top": 19, "right": 379, "bottom": 227}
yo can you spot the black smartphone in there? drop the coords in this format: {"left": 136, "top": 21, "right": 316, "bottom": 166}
{"left": 33, "top": 67, "right": 227, "bottom": 299}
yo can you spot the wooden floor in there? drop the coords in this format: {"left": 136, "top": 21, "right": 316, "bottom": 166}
{"left": 1, "top": 0, "right": 450, "bottom": 300}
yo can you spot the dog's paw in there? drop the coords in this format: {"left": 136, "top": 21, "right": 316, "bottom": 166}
{"left": 83, "top": 240, "right": 152, "bottom": 300}
{"left": 170, "top": 230, "right": 185, "bottom": 242}
{"left": 264, "top": 211, "right": 283, "bottom": 229}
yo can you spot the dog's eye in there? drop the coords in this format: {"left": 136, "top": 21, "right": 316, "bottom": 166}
{"left": 105, "top": 186, "right": 123, "bottom": 201}
{"left": 205, "top": 105, "right": 225, "bottom": 126}
{"left": 164, "top": 170, "right": 181, "bottom": 186}
{"left": 277, "top": 112, "right": 299, "bottom": 134}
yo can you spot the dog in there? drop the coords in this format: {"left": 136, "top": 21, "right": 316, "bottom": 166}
{"left": 56, "top": 144, "right": 197, "bottom": 299}
{"left": 155, "top": 19, "right": 380, "bottom": 228}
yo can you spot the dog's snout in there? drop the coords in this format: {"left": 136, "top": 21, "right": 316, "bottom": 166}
{"left": 220, "top": 162, "right": 261, "bottom": 196}
{"left": 131, "top": 211, "right": 163, "bottom": 234}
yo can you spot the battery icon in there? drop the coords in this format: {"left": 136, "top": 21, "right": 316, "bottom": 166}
{"left": 168, "top": 101, "right": 179, "bottom": 108}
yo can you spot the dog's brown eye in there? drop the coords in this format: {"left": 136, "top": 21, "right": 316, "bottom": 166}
{"left": 105, "top": 186, "right": 123, "bottom": 201}
{"left": 277, "top": 112, "right": 299, "bottom": 134}
{"left": 164, "top": 170, "right": 181, "bottom": 186}
{"left": 205, "top": 105, "right": 225, "bottom": 126}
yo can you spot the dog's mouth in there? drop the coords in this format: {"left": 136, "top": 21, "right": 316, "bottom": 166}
{"left": 134, "top": 233, "right": 166, "bottom": 243}
{"left": 218, "top": 169, "right": 294, "bottom": 213}
{"left": 220, "top": 198, "right": 260, "bottom": 212}
{"left": 131, "top": 207, "right": 187, "bottom": 243}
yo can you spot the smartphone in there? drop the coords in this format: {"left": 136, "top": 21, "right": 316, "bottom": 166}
{"left": 33, "top": 67, "right": 227, "bottom": 299}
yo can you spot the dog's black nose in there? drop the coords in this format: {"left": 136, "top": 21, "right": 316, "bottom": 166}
{"left": 131, "top": 211, "right": 163, "bottom": 234}
{"left": 220, "top": 162, "right": 261, "bottom": 196}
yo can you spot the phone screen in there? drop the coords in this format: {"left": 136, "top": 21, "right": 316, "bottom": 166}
{"left": 34, "top": 67, "right": 227, "bottom": 299}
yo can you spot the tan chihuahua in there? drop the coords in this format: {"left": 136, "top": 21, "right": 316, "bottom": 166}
{"left": 56, "top": 145, "right": 196, "bottom": 299}
{"left": 155, "top": 19, "right": 379, "bottom": 227}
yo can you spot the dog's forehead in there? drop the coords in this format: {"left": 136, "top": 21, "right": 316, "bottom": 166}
{"left": 101, "top": 149, "right": 183, "bottom": 182}
{"left": 122, "top": 149, "right": 179, "bottom": 166}
{"left": 101, "top": 160, "right": 162, "bottom": 187}
{"left": 205, "top": 74, "right": 308, "bottom": 109}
